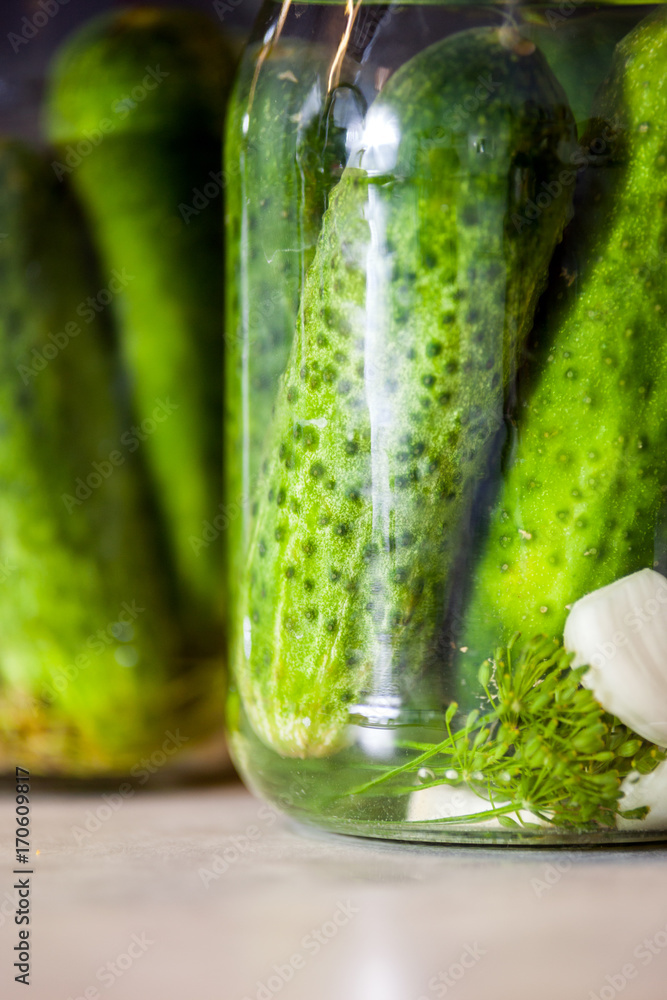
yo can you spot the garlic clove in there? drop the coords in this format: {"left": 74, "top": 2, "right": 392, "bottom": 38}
{"left": 617, "top": 759, "right": 667, "bottom": 831}
{"left": 407, "top": 783, "right": 548, "bottom": 828}
{"left": 563, "top": 569, "right": 667, "bottom": 747}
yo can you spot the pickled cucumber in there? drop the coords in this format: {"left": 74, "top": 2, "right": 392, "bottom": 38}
{"left": 460, "top": 10, "right": 667, "bottom": 666}
{"left": 0, "top": 142, "right": 180, "bottom": 773}
{"left": 235, "top": 27, "right": 576, "bottom": 757}
{"left": 46, "top": 9, "right": 235, "bottom": 647}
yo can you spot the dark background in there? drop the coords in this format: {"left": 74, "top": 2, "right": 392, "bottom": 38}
{"left": 0, "top": 0, "right": 264, "bottom": 141}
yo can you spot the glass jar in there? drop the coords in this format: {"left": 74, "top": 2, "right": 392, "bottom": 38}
{"left": 225, "top": 0, "right": 667, "bottom": 843}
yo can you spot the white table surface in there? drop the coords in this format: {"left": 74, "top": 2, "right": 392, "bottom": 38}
{"left": 2, "top": 781, "right": 667, "bottom": 1000}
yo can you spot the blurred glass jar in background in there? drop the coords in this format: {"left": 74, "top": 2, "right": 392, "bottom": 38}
{"left": 0, "top": 0, "right": 258, "bottom": 778}
{"left": 226, "top": 0, "right": 667, "bottom": 843}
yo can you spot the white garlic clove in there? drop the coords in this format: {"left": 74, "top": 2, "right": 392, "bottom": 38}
{"left": 407, "top": 784, "right": 548, "bottom": 828}
{"left": 563, "top": 569, "right": 667, "bottom": 747}
{"left": 617, "top": 760, "right": 667, "bottom": 831}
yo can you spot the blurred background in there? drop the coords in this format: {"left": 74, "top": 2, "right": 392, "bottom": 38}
{"left": 0, "top": 0, "right": 261, "bottom": 784}
{"left": 0, "top": 0, "right": 262, "bottom": 140}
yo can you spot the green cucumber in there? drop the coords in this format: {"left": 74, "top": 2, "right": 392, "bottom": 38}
{"left": 0, "top": 142, "right": 181, "bottom": 774}
{"left": 235, "top": 27, "right": 576, "bottom": 758}
{"left": 45, "top": 9, "right": 235, "bottom": 647}
{"left": 460, "top": 10, "right": 667, "bottom": 668}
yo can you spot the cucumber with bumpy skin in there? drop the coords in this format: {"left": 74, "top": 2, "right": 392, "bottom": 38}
{"left": 0, "top": 142, "right": 181, "bottom": 774}
{"left": 235, "top": 27, "right": 576, "bottom": 758}
{"left": 46, "top": 9, "right": 235, "bottom": 649}
{"left": 460, "top": 10, "right": 667, "bottom": 668}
